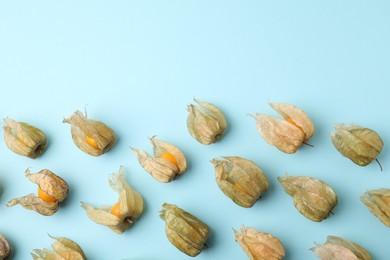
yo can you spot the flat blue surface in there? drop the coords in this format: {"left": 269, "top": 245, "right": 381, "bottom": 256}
{"left": 0, "top": 1, "right": 389, "bottom": 259}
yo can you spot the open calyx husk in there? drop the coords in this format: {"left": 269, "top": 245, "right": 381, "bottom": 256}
{"left": 211, "top": 156, "right": 268, "bottom": 208}
{"left": 251, "top": 103, "right": 314, "bottom": 154}
{"left": 81, "top": 166, "right": 144, "bottom": 234}
{"left": 3, "top": 118, "right": 47, "bottom": 159}
{"left": 7, "top": 169, "right": 69, "bottom": 216}
{"left": 63, "top": 110, "right": 117, "bottom": 156}
{"left": 31, "top": 235, "right": 86, "bottom": 260}
{"left": 311, "top": 235, "right": 371, "bottom": 260}
{"left": 131, "top": 136, "right": 187, "bottom": 183}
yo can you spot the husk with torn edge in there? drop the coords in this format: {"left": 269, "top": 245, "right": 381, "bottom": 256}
{"left": 31, "top": 235, "right": 86, "bottom": 260}
{"left": 7, "top": 169, "right": 69, "bottom": 216}
{"left": 131, "top": 136, "right": 187, "bottom": 183}
{"left": 81, "top": 166, "right": 144, "bottom": 234}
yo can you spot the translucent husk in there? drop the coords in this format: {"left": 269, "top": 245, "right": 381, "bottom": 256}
{"left": 360, "top": 188, "right": 390, "bottom": 227}
{"left": 211, "top": 156, "right": 268, "bottom": 208}
{"left": 3, "top": 118, "right": 47, "bottom": 159}
{"left": 251, "top": 103, "right": 314, "bottom": 154}
{"left": 187, "top": 99, "right": 227, "bottom": 145}
{"left": 233, "top": 226, "right": 285, "bottom": 260}
{"left": 278, "top": 175, "right": 338, "bottom": 222}
{"left": 131, "top": 136, "right": 187, "bottom": 183}
{"left": 269, "top": 103, "right": 314, "bottom": 142}
{"left": 331, "top": 124, "right": 383, "bottom": 169}
{"left": 160, "top": 203, "right": 209, "bottom": 257}
{"left": 0, "top": 234, "right": 12, "bottom": 260}
{"left": 31, "top": 235, "right": 86, "bottom": 260}
{"left": 311, "top": 235, "right": 371, "bottom": 260}
{"left": 7, "top": 169, "right": 69, "bottom": 216}
{"left": 63, "top": 110, "right": 117, "bottom": 156}
{"left": 81, "top": 166, "right": 144, "bottom": 234}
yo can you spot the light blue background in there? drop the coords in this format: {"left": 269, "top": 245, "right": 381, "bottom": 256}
{"left": 0, "top": 1, "right": 389, "bottom": 259}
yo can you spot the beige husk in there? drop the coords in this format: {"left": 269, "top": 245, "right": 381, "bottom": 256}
{"left": 0, "top": 234, "right": 12, "bottom": 260}
{"left": 234, "top": 226, "right": 285, "bottom": 260}
{"left": 269, "top": 103, "right": 314, "bottom": 142}
{"left": 187, "top": 98, "right": 227, "bottom": 145}
{"left": 31, "top": 235, "right": 86, "bottom": 260}
{"left": 311, "top": 235, "right": 371, "bottom": 260}
{"left": 331, "top": 124, "right": 383, "bottom": 168}
{"left": 131, "top": 136, "right": 187, "bottom": 183}
{"left": 361, "top": 188, "right": 390, "bottom": 228}
{"left": 7, "top": 169, "right": 69, "bottom": 216}
{"left": 251, "top": 103, "right": 314, "bottom": 154}
{"left": 81, "top": 166, "right": 144, "bottom": 234}
{"left": 3, "top": 118, "right": 47, "bottom": 159}
{"left": 160, "top": 203, "right": 209, "bottom": 257}
{"left": 278, "top": 175, "right": 338, "bottom": 222}
{"left": 211, "top": 156, "right": 268, "bottom": 208}
{"left": 63, "top": 110, "right": 117, "bottom": 156}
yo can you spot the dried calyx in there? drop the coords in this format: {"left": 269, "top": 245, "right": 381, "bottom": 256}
{"left": 7, "top": 169, "right": 69, "bottom": 216}
{"left": 234, "top": 226, "right": 285, "bottom": 260}
{"left": 331, "top": 124, "right": 383, "bottom": 171}
{"left": 211, "top": 156, "right": 268, "bottom": 208}
{"left": 131, "top": 136, "right": 187, "bottom": 183}
{"left": 251, "top": 103, "right": 314, "bottom": 154}
{"left": 63, "top": 110, "right": 117, "bottom": 156}
{"left": 311, "top": 235, "right": 371, "bottom": 260}
{"left": 3, "top": 118, "right": 47, "bottom": 159}
{"left": 361, "top": 188, "right": 390, "bottom": 228}
{"left": 81, "top": 166, "right": 144, "bottom": 234}
{"left": 31, "top": 235, "right": 86, "bottom": 260}
{"left": 278, "top": 174, "right": 338, "bottom": 222}
{"left": 160, "top": 203, "right": 209, "bottom": 257}
{"left": 0, "top": 234, "right": 12, "bottom": 260}
{"left": 187, "top": 98, "right": 227, "bottom": 145}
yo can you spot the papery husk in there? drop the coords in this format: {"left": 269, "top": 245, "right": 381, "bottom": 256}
{"left": 7, "top": 169, "right": 68, "bottom": 216}
{"left": 361, "top": 188, "right": 390, "bottom": 227}
{"left": 252, "top": 114, "right": 305, "bottom": 154}
{"left": 251, "top": 103, "right": 314, "bottom": 154}
{"left": 81, "top": 166, "right": 144, "bottom": 234}
{"left": 269, "top": 103, "right": 314, "bottom": 142}
{"left": 31, "top": 235, "right": 86, "bottom": 260}
{"left": 131, "top": 136, "right": 187, "bottom": 183}
{"left": 278, "top": 175, "right": 338, "bottom": 222}
{"left": 331, "top": 124, "right": 383, "bottom": 167}
{"left": 187, "top": 99, "right": 227, "bottom": 145}
{"left": 27, "top": 169, "right": 69, "bottom": 202}
{"left": 234, "top": 226, "right": 285, "bottom": 260}
{"left": 0, "top": 234, "right": 12, "bottom": 260}
{"left": 160, "top": 203, "right": 209, "bottom": 257}
{"left": 7, "top": 194, "right": 59, "bottom": 216}
{"left": 63, "top": 110, "right": 117, "bottom": 156}
{"left": 311, "top": 235, "right": 371, "bottom": 260}
{"left": 3, "top": 118, "right": 47, "bottom": 159}
{"left": 211, "top": 156, "right": 268, "bottom": 208}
